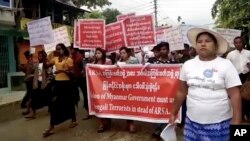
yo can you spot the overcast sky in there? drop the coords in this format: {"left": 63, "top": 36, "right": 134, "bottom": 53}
{"left": 103, "top": 0, "right": 216, "bottom": 26}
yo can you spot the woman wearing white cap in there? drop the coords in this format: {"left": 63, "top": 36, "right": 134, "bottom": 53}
{"left": 170, "top": 28, "right": 242, "bottom": 141}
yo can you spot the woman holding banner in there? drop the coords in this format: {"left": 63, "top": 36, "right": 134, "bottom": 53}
{"left": 116, "top": 47, "right": 139, "bottom": 133}
{"left": 43, "top": 43, "right": 77, "bottom": 137}
{"left": 171, "top": 28, "right": 242, "bottom": 141}
{"left": 118, "top": 47, "right": 139, "bottom": 65}
{"left": 93, "top": 48, "right": 112, "bottom": 133}
{"left": 94, "top": 48, "right": 112, "bottom": 65}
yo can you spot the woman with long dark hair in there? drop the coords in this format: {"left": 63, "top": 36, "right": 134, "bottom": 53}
{"left": 118, "top": 47, "right": 139, "bottom": 64}
{"left": 43, "top": 43, "right": 77, "bottom": 137}
{"left": 94, "top": 48, "right": 112, "bottom": 65}
{"left": 93, "top": 48, "right": 112, "bottom": 133}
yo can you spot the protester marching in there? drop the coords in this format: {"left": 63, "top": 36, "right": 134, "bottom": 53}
{"left": 17, "top": 10, "right": 250, "bottom": 141}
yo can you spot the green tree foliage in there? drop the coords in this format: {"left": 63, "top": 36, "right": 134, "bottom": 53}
{"left": 102, "top": 8, "right": 121, "bottom": 24}
{"left": 82, "top": 11, "right": 105, "bottom": 19}
{"left": 212, "top": 0, "right": 250, "bottom": 29}
{"left": 79, "top": 8, "right": 121, "bottom": 25}
{"left": 73, "top": 0, "right": 111, "bottom": 8}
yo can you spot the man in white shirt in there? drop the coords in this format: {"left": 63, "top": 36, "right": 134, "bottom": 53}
{"left": 227, "top": 36, "right": 250, "bottom": 83}
{"left": 227, "top": 36, "right": 250, "bottom": 121}
{"left": 135, "top": 46, "right": 154, "bottom": 64}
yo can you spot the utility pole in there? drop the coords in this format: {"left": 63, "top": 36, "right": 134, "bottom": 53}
{"left": 154, "top": 0, "right": 158, "bottom": 27}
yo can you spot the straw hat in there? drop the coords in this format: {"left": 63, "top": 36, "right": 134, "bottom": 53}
{"left": 187, "top": 28, "right": 228, "bottom": 55}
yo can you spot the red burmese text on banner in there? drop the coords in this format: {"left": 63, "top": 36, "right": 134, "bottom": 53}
{"left": 74, "top": 20, "right": 80, "bottom": 48}
{"left": 86, "top": 64, "right": 182, "bottom": 123}
{"left": 123, "top": 15, "right": 156, "bottom": 47}
{"left": 78, "top": 19, "right": 105, "bottom": 50}
{"left": 117, "top": 13, "right": 136, "bottom": 21}
{"left": 106, "top": 22, "right": 126, "bottom": 53}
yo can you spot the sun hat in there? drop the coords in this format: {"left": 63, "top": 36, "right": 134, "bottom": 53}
{"left": 187, "top": 28, "right": 228, "bottom": 55}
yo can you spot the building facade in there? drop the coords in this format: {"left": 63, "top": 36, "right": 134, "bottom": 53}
{"left": 0, "top": 0, "right": 87, "bottom": 92}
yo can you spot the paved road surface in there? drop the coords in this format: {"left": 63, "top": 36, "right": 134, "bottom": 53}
{"left": 0, "top": 101, "right": 183, "bottom": 141}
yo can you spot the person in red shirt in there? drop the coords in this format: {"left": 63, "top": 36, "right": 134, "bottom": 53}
{"left": 70, "top": 47, "right": 83, "bottom": 79}
{"left": 70, "top": 46, "right": 89, "bottom": 118}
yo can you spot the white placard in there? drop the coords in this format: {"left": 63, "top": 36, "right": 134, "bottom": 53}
{"left": 30, "top": 47, "right": 36, "bottom": 54}
{"left": 85, "top": 52, "right": 90, "bottom": 58}
{"left": 215, "top": 28, "right": 241, "bottom": 47}
{"left": 156, "top": 26, "right": 169, "bottom": 43}
{"left": 160, "top": 124, "right": 177, "bottom": 141}
{"left": 44, "top": 26, "right": 71, "bottom": 53}
{"left": 27, "top": 16, "right": 54, "bottom": 46}
{"left": 180, "top": 25, "right": 196, "bottom": 45}
{"left": 165, "top": 26, "right": 184, "bottom": 51}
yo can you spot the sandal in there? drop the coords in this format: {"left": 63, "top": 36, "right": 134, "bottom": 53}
{"left": 82, "top": 115, "right": 92, "bottom": 120}
{"left": 43, "top": 129, "right": 54, "bottom": 137}
{"left": 69, "top": 122, "right": 78, "bottom": 128}
{"left": 105, "top": 119, "right": 111, "bottom": 129}
{"left": 152, "top": 132, "right": 161, "bottom": 138}
{"left": 25, "top": 115, "right": 36, "bottom": 119}
{"left": 97, "top": 125, "right": 105, "bottom": 133}
{"left": 129, "top": 124, "right": 136, "bottom": 133}
{"left": 22, "top": 111, "right": 30, "bottom": 115}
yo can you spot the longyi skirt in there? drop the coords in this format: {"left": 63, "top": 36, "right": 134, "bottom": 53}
{"left": 31, "top": 81, "right": 50, "bottom": 110}
{"left": 49, "top": 80, "right": 76, "bottom": 125}
{"left": 184, "top": 117, "right": 230, "bottom": 141}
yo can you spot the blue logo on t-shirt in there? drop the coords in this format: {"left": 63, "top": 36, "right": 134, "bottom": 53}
{"left": 203, "top": 69, "right": 213, "bottom": 78}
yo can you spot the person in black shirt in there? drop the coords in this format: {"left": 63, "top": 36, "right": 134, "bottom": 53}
{"left": 149, "top": 42, "right": 172, "bottom": 64}
{"left": 148, "top": 42, "right": 175, "bottom": 138}
{"left": 147, "top": 45, "right": 160, "bottom": 64}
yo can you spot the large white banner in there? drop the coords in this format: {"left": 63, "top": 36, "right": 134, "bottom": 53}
{"left": 44, "top": 26, "right": 71, "bottom": 53}
{"left": 215, "top": 28, "right": 241, "bottom": 47}
{"left": 27, "top": 17, "right": 54, "bottom": 46}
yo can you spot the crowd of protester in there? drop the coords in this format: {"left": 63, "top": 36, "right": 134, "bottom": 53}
{"left": 20, "top": 27, "right": 250, "bottom": 140}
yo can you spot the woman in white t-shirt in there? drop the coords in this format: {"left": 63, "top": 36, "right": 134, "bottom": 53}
{"left": 117, "top": 47, "right": 139, "bottom": 133}
{"left": 170, "top": 28, "right": 242, "bottom": 141}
